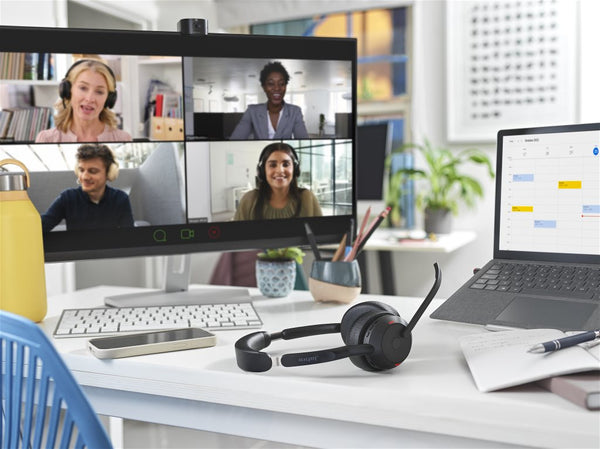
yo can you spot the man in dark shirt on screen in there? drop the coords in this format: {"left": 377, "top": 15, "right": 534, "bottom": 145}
{"left": 42, "top": 144, "right": 134, "bottom": 232}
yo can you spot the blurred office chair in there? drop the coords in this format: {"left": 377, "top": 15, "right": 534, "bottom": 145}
{"left": 0, "top": 310, "right": 112, "bottom": 449}
{"left": 209, "top": 250, "right": 308, "bottom": 290}
{"left": 128, "top": 142, "right": 186, "bottom": 226}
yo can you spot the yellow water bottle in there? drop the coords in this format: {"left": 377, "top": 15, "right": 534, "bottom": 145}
{"left": 0, "top": 159, "right": 47, "bottom": 322}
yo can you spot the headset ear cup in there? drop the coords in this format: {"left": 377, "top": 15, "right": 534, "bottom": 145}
{"left": 256, "top": 163, "right": 264, "bottom": 183}
{"left": 289, "top": 147, "right": 300, "bottom": 178}
{"left": 59, "top": 79, "right": 71, "bottom": 102}
{"left": 105, "top": 90, "right": 117, "bottom": 109}
{"left": 340, "top": 301, "right": 399, "bottom": 344}
{"left": 107, "top": 162, "right": 119, "bottom": 181}
{"left": 344, "top": 309, "right": 390, "bottom": 371}
{"left": 361, "top": 314, "right": 411, "bottom": 371}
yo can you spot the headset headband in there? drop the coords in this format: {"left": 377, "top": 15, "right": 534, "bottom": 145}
{"left": 64, "top": 59, "right": 116, "bottom": 85}
{"left": 235, "top": 323, "right": 374, "bottom": 372}
{"left": 257, "top": 142, "right": 299, "bottom": 167}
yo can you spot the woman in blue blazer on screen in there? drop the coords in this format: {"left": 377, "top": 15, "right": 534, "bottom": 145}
{"left": 230, "top": 61, "right": 309, "bottom": 140}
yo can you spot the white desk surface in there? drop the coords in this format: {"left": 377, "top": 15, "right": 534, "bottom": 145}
{"left": 41, "top": 286, "right": 598, "bottom": 449}
{"left": 322, "top": 230, "right": 476, "bottom": 253}
{"left": 362, "top": 229, "right": 477, "bottom": 252}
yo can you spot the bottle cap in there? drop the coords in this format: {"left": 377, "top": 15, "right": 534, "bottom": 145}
{"left": 0, "top": 159, "right": 30, "bottom": 191}
{"left": 0, "top": 172, "right": 27, "bottom": 191}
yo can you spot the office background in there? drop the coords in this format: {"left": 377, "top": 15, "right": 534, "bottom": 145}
{"left": 1, "top": 0, "right": 598, "bottom": 300}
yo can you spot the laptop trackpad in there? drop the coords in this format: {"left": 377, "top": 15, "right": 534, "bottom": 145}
{"left": 489, "top": 296, "right": 595, "bottom": 330}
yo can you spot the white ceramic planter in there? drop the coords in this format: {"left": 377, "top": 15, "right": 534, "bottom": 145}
{"left": 255, "top": 259, "right": 296, "bottom": 297}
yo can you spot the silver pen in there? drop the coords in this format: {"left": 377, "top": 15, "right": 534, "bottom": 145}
{"left": 527, "top": 330, "right": 600, "bottom": 353}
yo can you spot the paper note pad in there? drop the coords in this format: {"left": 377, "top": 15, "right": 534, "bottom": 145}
{"left": 459, "top": 329, "right": 600, "bottom": 392}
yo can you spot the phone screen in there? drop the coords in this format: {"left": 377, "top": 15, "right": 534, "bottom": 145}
{"left": 89, "top": 328, "right": 214, "bottom": 349}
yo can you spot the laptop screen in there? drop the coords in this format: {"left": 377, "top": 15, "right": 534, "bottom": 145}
{"left": 495, "top": 123, "right": 600, "bottom": 263}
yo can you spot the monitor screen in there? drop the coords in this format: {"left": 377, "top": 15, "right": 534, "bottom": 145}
{"left": 0, "top": 25, "right": 356, "bottom": 266}
{"left": 356, "top": 122, "right": 391, "bottom": 200}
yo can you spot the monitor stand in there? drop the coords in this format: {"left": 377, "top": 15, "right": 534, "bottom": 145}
{"left": 104, "top": 254, "right": 252, "bottom": 307}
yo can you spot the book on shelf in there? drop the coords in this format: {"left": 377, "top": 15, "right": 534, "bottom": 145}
{"left": 459, "top": 328, "right": 600, "bottom": 393}
{"left": 0, "top": 107, "right": 52, "bottom": 141}
{"left": 0, "top": 52, "right": 55, "bottom": 80}
{"left": 0, "top": 109, "right": 12, "bottom": 138}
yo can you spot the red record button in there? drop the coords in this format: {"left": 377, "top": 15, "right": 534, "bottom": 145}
{"left": 207, "top": 225, "right": 221, "bottom": 239}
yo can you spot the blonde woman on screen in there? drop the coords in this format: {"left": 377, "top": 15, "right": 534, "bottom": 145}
{"left": 35, "top": 59, "right": 131, "bottom": 143}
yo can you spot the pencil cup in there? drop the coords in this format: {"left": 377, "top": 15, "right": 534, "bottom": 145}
{"left": 308, "top": 260, "right": 361, "bottom": 304}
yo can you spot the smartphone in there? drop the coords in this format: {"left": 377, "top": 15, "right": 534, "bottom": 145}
{"left": 88, "top": 328, "right": 216, "bottom": 359}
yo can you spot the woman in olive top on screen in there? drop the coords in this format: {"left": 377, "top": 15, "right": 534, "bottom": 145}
{"left": 35, "top": 59, "right": 131, "bottom": 143}
{"left": 234, "top": 142, "right": 322, "bottom": 220}
{"left": 230, "top": 61, "right": 309, "bottom": 140}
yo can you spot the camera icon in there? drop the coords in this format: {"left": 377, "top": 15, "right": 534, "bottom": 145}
{"left": 180, "top": 229, "right": 195, "bottom": 240}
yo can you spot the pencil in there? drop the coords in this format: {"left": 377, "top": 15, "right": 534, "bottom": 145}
{"left": 345, "top": 218, "right": 355, "bottom": 258}
{"left": 331, "top": 234, "right": 347, "bottom": 262}
{"left": 344, "top": 206, "right": 371, "bottom": 261}
{"left": 356, "top": 206, "right": 391, "bottom": 255}
{"left": 304, "top": 222, "right": 321, "bottom": 260}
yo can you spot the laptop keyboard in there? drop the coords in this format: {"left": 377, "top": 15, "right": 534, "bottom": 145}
{"left": 53, "top": 302, "right": 263, "bottom": 338}
{"left": 470, "top": 262, "right": 600, "bottom": 300}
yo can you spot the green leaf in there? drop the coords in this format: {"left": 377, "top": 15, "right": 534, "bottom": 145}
{"left": 384, "top": 138, "right": 495, "bottom": 219}
{"left": 257, "top": 247, "right": 305, "bottom": 264}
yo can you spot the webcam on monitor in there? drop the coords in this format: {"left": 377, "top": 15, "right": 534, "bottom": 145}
{"left": 178, "top": 18, "right": 208, "bottom": 36}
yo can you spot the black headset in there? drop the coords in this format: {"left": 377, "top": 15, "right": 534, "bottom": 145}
{"left": 59, "top": 59, "right": 118, "bottom": 109}
{"left": 235, "top": 263, "right": 441, "bottom": 372}
{"left": 256, "top": 142, "right": 300, "bottom": 183}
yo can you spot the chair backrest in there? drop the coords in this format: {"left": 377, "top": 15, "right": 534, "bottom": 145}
{"left": 128, "top": 142, "right": 185, "bottom": 226}
{"left": 1, "top": 311, "right": 112, "bottom": 449}
{"left": 208, "top": 250, "right": 308, "bottom": 291}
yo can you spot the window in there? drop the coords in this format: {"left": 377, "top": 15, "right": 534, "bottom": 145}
{"left": 251, "top": 7, "right": 414, "bottom": 226}
{"left": 292, "top": 139, "right": 352, "bottom": 216}
{"left": 251, "top": 6, "right": 411, "bottom": 146}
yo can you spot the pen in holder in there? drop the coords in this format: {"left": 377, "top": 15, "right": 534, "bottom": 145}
{"left": 308, "top": 260, "right": 361, "bottom": 304}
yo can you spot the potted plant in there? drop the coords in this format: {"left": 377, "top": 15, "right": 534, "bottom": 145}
{"left": 255, "top": 247, "right": 305, "bottom": 297}
{"left": 385, "top": 139, "right": 494, "bottom": 234}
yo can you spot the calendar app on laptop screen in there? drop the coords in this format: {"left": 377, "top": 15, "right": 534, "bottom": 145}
{"left": 498, "top": 129, "right": 600, "bottom": 256}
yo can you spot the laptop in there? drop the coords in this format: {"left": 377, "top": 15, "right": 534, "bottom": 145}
{"left": 431, "top": 123, "right": 600, "bottom": 331}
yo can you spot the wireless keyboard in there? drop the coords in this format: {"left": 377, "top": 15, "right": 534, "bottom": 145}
{"left": 53, "top": 302, "right": 263, "bottom": 338}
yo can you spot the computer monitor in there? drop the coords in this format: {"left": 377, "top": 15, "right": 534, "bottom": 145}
{"left": 0, "top": 24, "right": 356, "bottom": 305}
{"left": 356, "top": 122, "right": 391, "bottom": 201}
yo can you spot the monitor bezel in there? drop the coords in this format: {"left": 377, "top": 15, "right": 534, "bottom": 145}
{"left": 0, "top": 25, "right": 357, "bottom": 263}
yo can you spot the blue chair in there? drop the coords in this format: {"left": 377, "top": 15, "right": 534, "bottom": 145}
{"left": 1, "top": 310, "right": 112, "bottom": 449}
